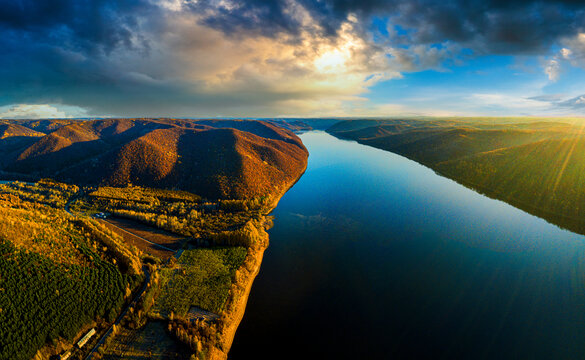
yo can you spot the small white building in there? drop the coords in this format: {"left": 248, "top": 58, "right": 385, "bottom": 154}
{"left": 76, "top": 328, "right": 96, "bottom": 349}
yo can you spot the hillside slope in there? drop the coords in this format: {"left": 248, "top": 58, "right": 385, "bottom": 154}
{"left": 0, "top": 123, "right": 46, "bottom": 168}
{"left": 2, "top": 118, "right": 308, "bottom": 200}
{"left": 0, "top": 123, "right": 45, "bottom": 139}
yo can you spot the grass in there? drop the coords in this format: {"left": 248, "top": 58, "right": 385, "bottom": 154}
{"left": 153, "top": 247, "right": 247, "bottom": 316}
{"left": 102, "top": 321, "right": 191, "bottom": 360}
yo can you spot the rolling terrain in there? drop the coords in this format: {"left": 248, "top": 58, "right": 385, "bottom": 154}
{"left": 0, "top": 118, "right": 308, "bottom": 200}
{"left": 0, "top": 118, "right": 309, "bottom": 360}
{"left": 0, "top": 122, "right": 45, "bottom": 168}
{"left": 328, "top": 118, "right": 585, "bottom": 234}
{"left": 0, "top": 181, "right": 141, "bottom": 360}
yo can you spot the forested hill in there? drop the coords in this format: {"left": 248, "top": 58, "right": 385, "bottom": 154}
{"left": 328, "top": 118, "right": 585, "bottom": 234}
{"left": 0, "top": 118, "right": 308, "bottom": 200}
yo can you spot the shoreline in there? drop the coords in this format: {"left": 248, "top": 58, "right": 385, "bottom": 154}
{"left": 206, "top": 224, "right": 268, "bottom": 360}
{"left": 329, "top": 132, "right": 585, "bottom": 237}
{"left": 208, "top": 160, "right": 308, "bottom": 360}
{"left": 203, "top": 162, "right": 309, "bottom": 359}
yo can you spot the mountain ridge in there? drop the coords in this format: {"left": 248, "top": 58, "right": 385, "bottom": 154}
{"left": 1, "top": 118, "right": 308, "bottom": 200}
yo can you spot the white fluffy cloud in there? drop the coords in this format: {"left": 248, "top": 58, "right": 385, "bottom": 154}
{"left": 544, "top": 33, "right": 585, "bottom": 82}
{"left": 0, "top": 104, "right": 88, "bottom": 119}
{"left": 47, "top": 2, "right": 462, "bottom": 117}
{"left": 155, "top": 10, "right": 404, "bottom": 115}
{"left": 545, "top": 59, "right": 561, "bottom": 81}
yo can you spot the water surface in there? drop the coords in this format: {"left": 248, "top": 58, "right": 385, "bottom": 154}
{"left": 230, "top": 131, "right": 585, "bottom": 359}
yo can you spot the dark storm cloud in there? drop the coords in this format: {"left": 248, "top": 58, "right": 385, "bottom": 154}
{"left": 12, "top": 0, "right": 575, "bottom": 56}
{"left": 191, "top": 0, "right": 305, "bottom": 38}
{"left": 192, "top": 0, "right": 585, "bottom": 54}
{"left": 1, "top": 0, "right": 585, "bottom": 116}
{"left": 0, "top": 0, "right": 157, "bottom": 109}
{"left": 2, "top": 0, "right": 584, "bottom": 69}
{"left": 0, "top": 0, "right": 155, "bottom": 54}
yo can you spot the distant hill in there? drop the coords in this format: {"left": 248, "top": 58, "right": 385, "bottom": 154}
{"left": 265, "top": 118, "right": 341, "bottom": 131}
{"left": 327, "top": 119, "right": 411, "bottom": 133}
{"left": 328, "top": 118, "right": 585, "bottom": 234}
{"left": 1, "top": 118, "right": 308, "bottom": 199}
{"left": 0, "top": 123, "right": 45, "bottom": 139}
{"left": 265, "top": 119, "right": 313, "bottom": 132}
{"left": 16, "top": 119, "right": 78, "bottom": 133}
{"left": 0, "top": 123, "right": 46, "bottom": 168}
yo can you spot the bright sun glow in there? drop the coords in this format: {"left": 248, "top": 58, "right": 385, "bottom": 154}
{"left": 313, "top": 21, "right": 361, "bottom": 74}
{"left": 314, "top": 48, "right": 349, "bottom": 73}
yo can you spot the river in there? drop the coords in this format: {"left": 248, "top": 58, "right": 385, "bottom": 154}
{"left": 229, "top": 131, "right": 585, "bottom": 359}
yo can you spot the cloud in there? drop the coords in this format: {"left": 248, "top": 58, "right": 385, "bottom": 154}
{"left": 560, "top": 33, "right": 585, "bottom": 64}
{"left": 1, "top": 0, "right": 585, "bottom": 116}
{"left": 542, "top": 33, "right": 585, "bottom": 81}
{"left": 0, "top": 1, "right": 408, "bottom": 117}
{"left": 188, "top": 0, "right": 585, "bottom": 54}
{"left": 468, "top": 93, "right": 553, "bottom": 113}
{"left": 545, "top": 59, "right": 562, "bottom": 81}
{"left": 520, "top": 92, "right": 585, "bottom": 114}
{"left": 0, "top": 0, "right": 155, "bottom": 54}
{"left": 527, "top": 94, "right": 565, "bottom": 102}
{"left": 558, "top": 94, "right": 585, "bottom": 109}
{"left": 0, "top": 104, "right": 88, "bottom": 119}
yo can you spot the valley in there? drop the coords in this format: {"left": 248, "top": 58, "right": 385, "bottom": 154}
{"left": 5, "top": 1, "right": 585, "bottom": 358}
{"left": 5, "top": 116, "right": 585, "bottom": 360}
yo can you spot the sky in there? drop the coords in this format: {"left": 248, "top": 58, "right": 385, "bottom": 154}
{"left": 1, "top": 0, "right": 585, "bottom": 118}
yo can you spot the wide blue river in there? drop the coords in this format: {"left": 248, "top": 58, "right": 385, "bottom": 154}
{"left": 229, "top": 131, "right": 585, "bottom": 359}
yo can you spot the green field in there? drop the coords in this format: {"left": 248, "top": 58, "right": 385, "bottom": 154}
{"left": 154, "top": 247, "right": 247, "bottom": 317}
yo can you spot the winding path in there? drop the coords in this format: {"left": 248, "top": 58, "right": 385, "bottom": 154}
{"left": 64, "top": 189, "right": 83, "bottom": 215}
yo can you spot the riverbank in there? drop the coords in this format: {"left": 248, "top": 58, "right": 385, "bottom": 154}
{"left": 205, "top": 162, "right": 308, "bottom": 359}
{"left": 228, "top": 130, "right": 585, "bottom": 359}
{"left": 327, "top": 119, "right": 585, "bottom": 238}
{"left": 149, "top": 159, "right": 308, "bottom": 360}
{"left": 205, "top": 220, "right": 269, "bottom": 360}
{"left": 430, "top": 166, "right": 585, "bottom": 236}
{"left": 335, "top": 134, "right": 585, "bottom": 237}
